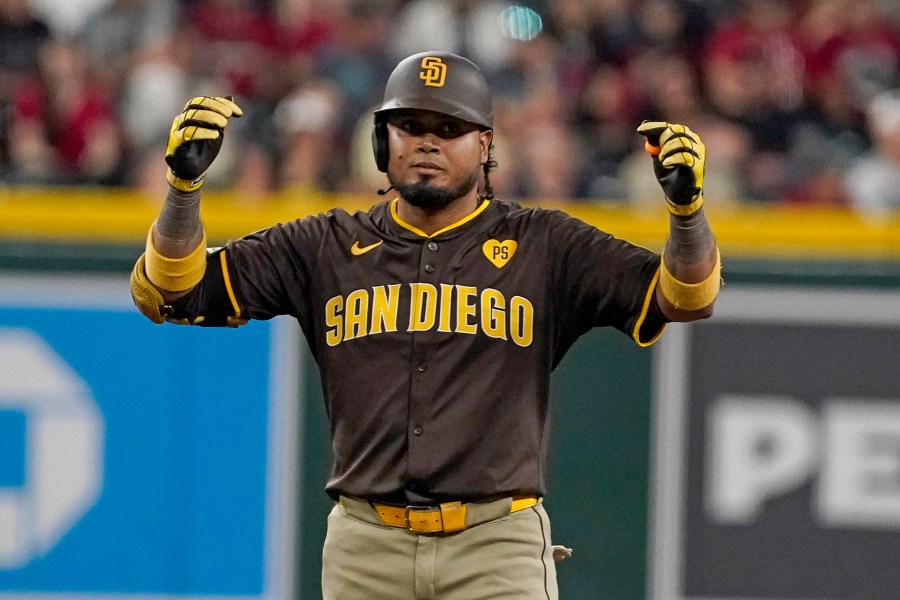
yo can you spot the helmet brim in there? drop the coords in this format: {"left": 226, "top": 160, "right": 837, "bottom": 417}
{"left": 375, "top": 96, "right": 492, "bottom": 130}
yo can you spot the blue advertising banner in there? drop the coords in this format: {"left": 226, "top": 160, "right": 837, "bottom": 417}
{"left": 0, "top": 274, "right": 299, "bottom": 599}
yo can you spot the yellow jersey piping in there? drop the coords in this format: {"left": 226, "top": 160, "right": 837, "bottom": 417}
{"left": 390, "top": 198, "right": 490, "bottom": 238}
{"left": 632, "top": 265, "right": 666, "bottom": 348}
{"left": 220, "top": 250, "right": 241, "bottom": 319}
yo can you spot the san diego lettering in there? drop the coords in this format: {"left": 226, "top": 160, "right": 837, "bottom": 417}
{"left": 325, "top": 283, "right": 534, "bottom": 347}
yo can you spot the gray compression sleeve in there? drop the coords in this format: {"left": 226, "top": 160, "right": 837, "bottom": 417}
{"left": 155, "top": 188, "right": 202, "bottom": 242}
{"left": 663, "top": 207, "right": 715, "bottom": 266}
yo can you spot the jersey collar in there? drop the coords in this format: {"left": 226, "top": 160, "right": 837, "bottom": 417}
{"left": 389, "top": 198, "right": 491, "bottom": 239}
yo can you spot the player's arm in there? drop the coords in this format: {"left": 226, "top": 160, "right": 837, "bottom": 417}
{"left": 130, "top": 96, "right": 243, "bottom": 323}
{"left": 637, "top": 121, "right": 720, "bottom": 323}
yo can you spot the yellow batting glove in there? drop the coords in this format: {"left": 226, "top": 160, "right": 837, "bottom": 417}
{"left": 636, "top": 121, "right": 706, "bottom": 216}
{"left": 165, "top": 96, "right": 243, "bottom": 192}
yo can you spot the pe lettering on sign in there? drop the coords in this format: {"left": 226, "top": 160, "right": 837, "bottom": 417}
{"left": 707, "top": 395, "right": 900, "bottom": 529}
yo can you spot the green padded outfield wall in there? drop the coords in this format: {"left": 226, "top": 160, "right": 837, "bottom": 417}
{"left": 1, "top": 188, "right": 898, "bottom": 599}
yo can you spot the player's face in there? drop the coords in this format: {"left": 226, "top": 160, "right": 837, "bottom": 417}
{"left": 385, "top": 109, "right": 492, "bottom": 209}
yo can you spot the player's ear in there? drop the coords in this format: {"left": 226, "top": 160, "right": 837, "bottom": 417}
{"left": 479, "top": 129, "right": 493, "bottom": 163}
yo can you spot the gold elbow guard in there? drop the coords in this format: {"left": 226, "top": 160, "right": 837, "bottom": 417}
{"left": 130, "top": 254, "right": 166, "bottom": 324}
{"left": 660, "top": 248, "right": 721, "bottom": 311}
{"left": 144, "top": 229, "right": 208, "bottom": 292}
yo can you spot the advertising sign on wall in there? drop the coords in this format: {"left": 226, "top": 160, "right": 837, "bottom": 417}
{"left": 650, "top": 287, "right": 900, "bottom": 600}
{"left": 0, "top": 274, "right": 300, "bottom": 599}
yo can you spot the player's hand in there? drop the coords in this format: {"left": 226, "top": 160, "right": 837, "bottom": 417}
{"left": 636, "top": 121, "right": 705, "bottom": 216}
{"left": 165, "top": 96, "right": 243, "bottom": 192}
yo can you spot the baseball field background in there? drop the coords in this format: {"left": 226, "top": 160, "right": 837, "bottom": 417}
{"left": 0, "top": 189, "right": 898, "bottom": 599}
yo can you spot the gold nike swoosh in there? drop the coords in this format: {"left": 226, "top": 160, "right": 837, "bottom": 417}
{"left": 350, "top": 240, "right": 383, "bottom": 256}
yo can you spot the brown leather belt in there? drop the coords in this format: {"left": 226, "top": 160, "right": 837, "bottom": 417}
{"left": 366, "top": 496, "right": 539, "bottom": 534}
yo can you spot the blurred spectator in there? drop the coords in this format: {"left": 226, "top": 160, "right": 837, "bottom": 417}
{"left": 846, "top": 91, "right": 900, "bottom": 216}
{"left": 541, "top": 0, "right": 597, "bottom": 101}
{"left": 391, "top": 0, "right": 514, "bottom": 76}
{"left": 0, "top": 0, "right": 895, "bottom": 210}
{"left": 514, "top": 121, "right": 585, "bottom": 200}
{"left": 168, "top": 0, "right": 290, "bottom": 197}
{"left": 0, "top": 0, "right": 51, "bottom": 102}
{"left": 704, "top": 0, "right": 805, "bottom": 117}
{"left": 492, "top": 34, "right": 590, "bottom": 200}
{"left": 76, "top": 0, "right": 185, "bottom": 189}
{"left": 633, "top": 0, "right": 712, "bottom": 57}
{"left": 7, "top": 39, "right": 122, "bottom": 185}
{"left": 498, "top": 79, "right": 586, "bottom": 200}
{"left": 184, "top": 0, "right": 283, "bottom": 103}
{"left": 702, "top": 0, "right": 808, "bottom": 201}
{"left": 0, "top": 0, "right": 52, "bottom": 175}
{"left": 587, "top": 0, "right": 639, "bottom": 66}
{"left": 30, "top": 0, "right": 111, "bottom": 38}
{"left": 274, "top": 0, "right": 338, "bottom": 54}
{"left": 317, "top": 1, "right": 395, "bottom": 113}
{"left": 577, "top": 64, "right": 639, "bottom": 199}
{"left": 272, "top": 80, "right": 343, "bottom": 193}
{"left": 783, "top": 0, "right": 898, "bottom": 206}
{"left": 77, "top": 0, "right": 180, "bottom": 96}
{"left": 272, "top": 0, "right": 340, "bottom": 95}
{"left": 798, "top": 0, "right": 899, "bottom": 109}
{"left": 314, "top": 0, "right": 396, "bottom": 168}
{"left": 119, "top": 36, "right": 193, "bottom": 190}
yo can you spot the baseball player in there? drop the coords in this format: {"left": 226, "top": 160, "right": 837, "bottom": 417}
{"left": 131, "top": 51, "right": 720, "bottom": 599}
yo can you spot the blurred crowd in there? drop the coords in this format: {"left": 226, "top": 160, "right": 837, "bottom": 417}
{"left": 0, "top": 0, "right": 898, "bottom": 213}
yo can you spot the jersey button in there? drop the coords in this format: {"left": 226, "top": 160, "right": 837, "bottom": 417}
{"left": 424, "top": 264, "right": 435, "bottom": 273}
{"left": 417, "top": 363, "right": 428, "bottom": 373}
{"left": 413, "top": 426, "right": 423, "bottom": 436}
{"left": 427, "top": 242, "right": 438, "bottom": 251}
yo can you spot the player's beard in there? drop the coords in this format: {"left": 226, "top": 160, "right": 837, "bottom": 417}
{"left": 389, "top": 168, "right": 479, "bottom": 210}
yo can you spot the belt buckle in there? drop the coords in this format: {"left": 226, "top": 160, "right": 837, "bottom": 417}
{"left": 405, "top": 504, "right": 438, "bottom": 533}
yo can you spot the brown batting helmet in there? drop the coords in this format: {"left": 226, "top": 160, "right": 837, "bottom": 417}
{"left": 372, "top": 51, "right": 493, "bottom": 172}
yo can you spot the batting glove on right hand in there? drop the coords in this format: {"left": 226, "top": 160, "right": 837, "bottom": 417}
{"left": 636, "top": 121, "right": 705, "bottom": 216}
{"left": 165, "top": 96, "right": 243, "bottom": 192}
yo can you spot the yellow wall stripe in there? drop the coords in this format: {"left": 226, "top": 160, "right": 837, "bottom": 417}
{"left": 0, "top": 187, "right": 898, "bottom": 260}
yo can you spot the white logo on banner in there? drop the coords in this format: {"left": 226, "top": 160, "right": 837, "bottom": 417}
{"left": 0, "top": 328, "right": 104, "bottom": 569}
{"left": 707, "top": 395, "right": 900, "bottom": 528}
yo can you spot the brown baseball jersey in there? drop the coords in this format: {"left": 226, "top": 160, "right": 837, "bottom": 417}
{"left": 170, "top": 197, "right": 666, "bottom": 504}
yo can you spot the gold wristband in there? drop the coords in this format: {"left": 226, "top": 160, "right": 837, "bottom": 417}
{"left": 660, "top": 247, "right": 721, "bottom": 311}
{"left": 145, "top": 229, "right": 207, "bottom": 292}
{"left": 665, "top": 192, "right": 703, "bottom": 216}
{"left": 167, "top": 169, "right": 206, "bottom": 193}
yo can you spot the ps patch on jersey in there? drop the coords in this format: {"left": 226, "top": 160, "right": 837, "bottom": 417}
{"left": 482, "top": 240, "right": 517, "bottom": 268}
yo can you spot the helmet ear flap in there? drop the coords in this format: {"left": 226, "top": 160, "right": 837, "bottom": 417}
{"left": 372, "top": 119, "right": 389, "bottom": 172}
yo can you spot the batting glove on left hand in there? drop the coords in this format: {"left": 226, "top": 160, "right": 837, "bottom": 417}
{"left": 636, "top": 121, "right": 705, "bottom": 216}
{"left": 165, "top": 96, "right": 243, "bottom": 192}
